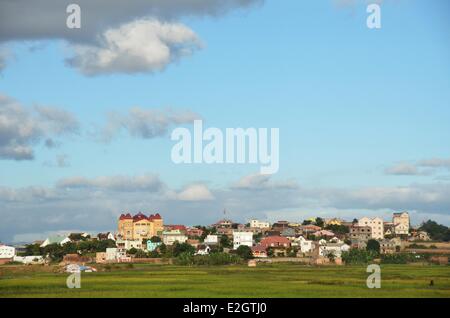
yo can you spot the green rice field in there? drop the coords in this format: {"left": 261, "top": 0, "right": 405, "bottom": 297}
{"left": 0, "top": 263, "right": 449, "bottom": 298}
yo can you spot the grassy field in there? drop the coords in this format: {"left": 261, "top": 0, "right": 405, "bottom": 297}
{"left": 0, "top": 263, "right": 449, "bottom": 298}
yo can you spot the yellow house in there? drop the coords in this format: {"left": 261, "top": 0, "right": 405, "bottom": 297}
{"left": 118, "top": 212, "right": 164, "bottom": 240}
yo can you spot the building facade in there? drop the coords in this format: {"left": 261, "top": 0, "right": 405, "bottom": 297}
{"left": 118, "top": 212, "right": 163, "bottom": 241}
{"left": 249, "top": 219, "right": 270, "bottom": 229}
{"left": 393, "top": 212, "right": 410, "bottom": 235}
{"left": 233, "top": 231, "right": 253, "bottom": 250}
{"left": 358, "top": 217, "right": 384, "bottom": 240}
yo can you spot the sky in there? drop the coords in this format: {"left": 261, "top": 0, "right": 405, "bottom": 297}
{"left": 0, "top": 0, "right": 449, "bottom": 243}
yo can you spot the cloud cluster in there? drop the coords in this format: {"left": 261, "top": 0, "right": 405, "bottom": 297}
{"left": 385, "top": 158, "right": 450, "bottom": 176}
{"left": 67, "top": 19, "right": 202, "bottom": 76}
{"left": 102, "top": 106, "right": 200, "bottom": 141}
{"left": 1, "top": 171, "right": 450, "bottom": 242}
{"left": 0, "top": 94, "right": 79, "bottom": 160}
{"left": 0, "top": 0, "right": 262, "bottom": 75}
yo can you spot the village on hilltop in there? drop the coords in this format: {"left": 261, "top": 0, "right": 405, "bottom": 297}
{"left": 1, "top": 211, "right": 449, "bottom": 270}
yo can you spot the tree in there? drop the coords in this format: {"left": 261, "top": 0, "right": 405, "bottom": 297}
{"left": 315, "top": 217, "right": 324, "bottom": 228}
{"left": 352, "top": 218, "right": 359, "bottom": 225}
{"left": 236, "top": 245, "right": 253, "bottom": 260}
{"left": 419, "top": 220, "right": 450, "bottom": 242}
{"left": 134, "top": 250, "right": 147, "bottom": 258}
{"left": 366, "top": 239, "right": 380, "bottom": 254}
{"left": 220, "top": 235, "right": 232, "bottom": 248}
{"left": 173, "top": 242, "right": 195, "bottom": 257}
{"left": 128, "top": 248, "right": 138, "bottom": 255}
{"left": 150, "top": 236, "right": 162, "bottom": 243}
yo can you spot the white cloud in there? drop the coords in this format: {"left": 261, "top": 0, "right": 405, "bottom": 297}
{"left": 177, "top": 184, "right": 215, "bottom": 201}
{"left": 67, "top": 19, "right": 202, "bottom": 76}
{"left": 0, "top": 94, "right": 79, "bottom": 160}
{"left": 102, "top": 106, "right": 200, "bottom": 141}
{"left": 232, "top": 173, "right": 298, "bottom": 190}
{"left": 385, "top": 162, "right": 420, "bottom": 175}
{"left": 57, "top": 174, "right": 164, "bottom": 192}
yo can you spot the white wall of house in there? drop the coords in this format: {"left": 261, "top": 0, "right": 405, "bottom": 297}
{"left": 249, "top": 219, "right": 270, "bottom": 229}
{"left": 0, "top": 245, "right": 15, "bottom": 259}
{"left": 358, "top": 217, "right": 384, "bottom": 240}
{"left": 204, "top": 235, "right": 219, "bottom": 245}
{"left": 233, "top": 232, "right": 253, "bottom": 250}
{"left": 163, "top": 234, "right": 188, "bottom": 246}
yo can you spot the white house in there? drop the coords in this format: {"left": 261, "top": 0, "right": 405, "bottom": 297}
{"left": 358, "top": 217, "right": 384, "bottom": 240}
{"left": 393, "top": 212, "right": 410, "bottom": 235}
{"left": 204, "top": 235, "right": 219, "bottom": 245}
{"left": 116, "top": 239, "right": 143, "bottom": 250}
{"left": 195, "top": 246, "right": 211, "bottom": 256}
{"left": 13, "top": 255, "right": 45, "bottom": 265}
{"left": 233, "top": 231, "right": 253, "bottom": 250}
{"left": 319, "top": 243, "right": 350, "bottom": 258}
{"left": 249, "top": 219, "right": 270, "bottom": 229}
{"left": 162, "top": 230, "right": 188, "bottom": 246}
{"left": 0, "top": 244, "right": 15, "bottom": 259}
{"left": 293, "top": 236, "right": 314, "bottom": 253}
{"left": 40, "top": 235, "right": 71, "bottom": 248}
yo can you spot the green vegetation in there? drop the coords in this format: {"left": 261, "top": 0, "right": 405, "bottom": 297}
{"left": 419, "top": 220, "right": 450, "bottom": 242}
{"left": 235, "top": 246, "right": 253, "bottom": 260}
{"left": 366, "top": 240, "right": 381, "bottom": 253}
{"left": 1, "top": 264, "right": 449, "bottom": 298}
{"left": 22, "top": 240, "right": 117, "bottom": 262}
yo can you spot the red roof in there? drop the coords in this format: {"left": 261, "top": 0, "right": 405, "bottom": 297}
{"left": 119, "top": 212, "right": 162, "bottom": 221}
{"left": 119, "top": 213, "right": 133, "bottom": 220}
{"left": 260, "top": 236, "right": 291, "bottom": 248}
{"left": 166, "top": 225, "right": 187, "bottom": 231}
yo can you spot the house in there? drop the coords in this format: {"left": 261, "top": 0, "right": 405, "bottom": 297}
{"left": 162, "top": 230, "right": 188, "bottom": 246}
{"left": 117, "top": 212, "right": 163, "bottom": 241}
{"left": 186, "top": 227, "right": 204, "bottom": 237}
{"left": 249, "top": 219, "right": 270, "bottom": 229}
{"left": 13, "top": 255, "right": 45, "bottom": 265}
{"left": 393, "top": 212, "right": 410, "bottom": 235}
{"left": 380, "top": 239, "right": 396, "bottom": 254}
{"left": 97, "top": 248, "right": 128, "bottom": 263}
{"left": 295, "top": 236, "right": 314, "bottom": 253}
{"left": 251, "top": 245, "right": 268, "bottom": 258}
{"left": 233, "top": 232, "right": 253, "bottom": 250}
{"left": 299, "top": 225, "right": 321, "bottom": 235}
{"left": 165, "top": 225, "right": 187, "bottom": 233}
{"left": 281, "top": 228, "right": 296, "bottom": 238}
{"left": 384, "top": 222, "right": 395, "bottom": 236}
{"left": 350, "top": 226, "right": 372, "bottom": 243}
{"left": 40, "top": 235, "right": 71, "bottom": 248}
{"left": 260, "top": 236, "right": 291, "bottom": 249}
{"left": 116, "top": 239, "right": 143, "bottom": 250}
{"left": 195, "top": 245, "right": 211, "bottom": 256}
{"left": 272, "top": 221, "right": 290, "bottom": 231}
{"left": 358, "top": 217, "right": 384, "bottom": 240}
{"left": 213, "top": 219, "right": 234, "bottom": 229}
{"left": 69, "top": 232, "right": 91, "bottom": 241}
{"left": 204, "top": 235, "right": 219, "bottom": 245}
{"left": 147, "top": 241, "right": 162, "bottom": 252}
{"left": 0, "top": 244, "right": 15, "bottom": 264}
{"left": 313, "top": 230, "right": 335, "bottom": 238}
{"left": 97, "top": 232, "right": 115, "bottom": 241}
{"left": 324, "top": 218, "right": 344, "bottom": 226}
{"left": 410, "top": 231, "right": 431, "bottom": 242}
{"left": 318, "top": 242, "right": 350, "bottom": 258}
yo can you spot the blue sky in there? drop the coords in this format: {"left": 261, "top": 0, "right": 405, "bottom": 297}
{"left": 0, "top": 0, "right": 449, "bottom": 242}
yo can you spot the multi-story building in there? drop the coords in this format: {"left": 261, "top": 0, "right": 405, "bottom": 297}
{"left": 249, "top": 219, "right": 270, "bottom": 229}
{"left": 204, "top": 235, "right": 219, "bottom": 245}
{"left": 350, "top": 226, "right": 372, "bottom": 242}
{"left": 117, "top": 212, "right": 163, "bottom": 241}
{"left": 393, "top": 212, "right": 410, "bottom": 235}
{"left": 232, "top": 231, "right": 253, "bottom": 250}
{"left": 162, "top": 230, "right": 188, "bottom": 246}
{"left": 358, "top": 217, "right": 384, "bottom": 240}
